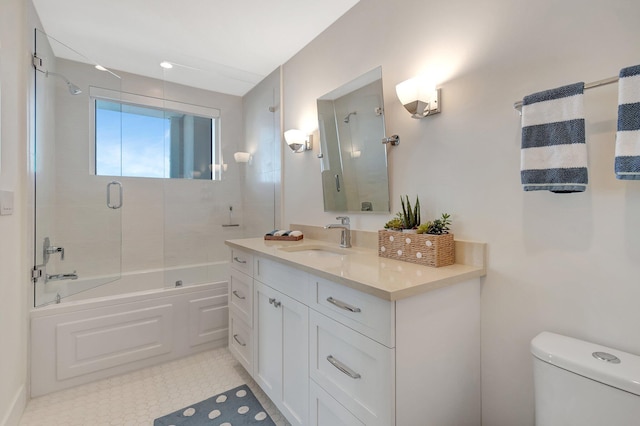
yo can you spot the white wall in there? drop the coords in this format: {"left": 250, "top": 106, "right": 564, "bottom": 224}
{"left": 0, "top": 0, "right": 29, "bottom": 423}
{"left": 282, "top": 0, "right": 640, "bottom": 425}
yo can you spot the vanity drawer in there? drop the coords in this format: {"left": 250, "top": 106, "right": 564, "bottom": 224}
{"left": 313, "top": 275, "right": 395, "bottom": 348}
{"left": 309, "top": 379, "right": 365, "bottom": 426}
{"left": 229, "top": 269, "right": 253, "bottom": 325}
{"left": 229, "top": 313, "right": 253, "bottom": 376}
{"left": 254, "top": 257, "right": 311, "bottom": 305}
{"left": 230, "top": 248, "right": 253, "bottom": 276}
{"left": 310, "top": 310, "right": 395, "bottom": 426}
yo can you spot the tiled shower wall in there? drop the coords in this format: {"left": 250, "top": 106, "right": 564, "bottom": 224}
{"left": 46, "top": 59, "right": 247, "bottom": 280}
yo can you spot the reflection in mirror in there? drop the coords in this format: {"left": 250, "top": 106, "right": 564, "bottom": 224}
{"left": 317, "top": 67, "right": 390, "bottom": 213}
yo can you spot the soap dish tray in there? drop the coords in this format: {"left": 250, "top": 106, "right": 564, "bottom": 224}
{"left": 264, "top": 235, "right": 304, "bottom": 241}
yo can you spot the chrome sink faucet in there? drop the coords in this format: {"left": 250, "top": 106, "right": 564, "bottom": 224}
{"left": 324, "top": 216, "right": 351, "bottom": 248}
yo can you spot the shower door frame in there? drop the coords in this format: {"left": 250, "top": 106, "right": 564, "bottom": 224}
{"left": 31, "top": 28, "right": 123, "bottom": 307}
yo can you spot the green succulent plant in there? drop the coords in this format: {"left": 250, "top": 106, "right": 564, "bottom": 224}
{"left": 383, "top": 215, "right": 405, "bottom": 230}
{"left": 400, "top": 195, "right": 421, "bottom": 229}
{"left": 417, "top": 213, "right": 451, "bottom": 235}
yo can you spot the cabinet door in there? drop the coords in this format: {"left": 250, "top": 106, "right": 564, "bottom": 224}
{"left": 281, "top": 286, "right": 309, "bottom": 426}
{"left": 254, "top": 281, "right": 309, "bottom": 426}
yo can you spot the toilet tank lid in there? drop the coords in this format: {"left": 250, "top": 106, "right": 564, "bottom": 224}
{"left": 531, "top": 332, "right": 640, "bottom": 397}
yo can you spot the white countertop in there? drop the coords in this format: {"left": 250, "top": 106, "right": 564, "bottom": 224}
{"left": 225, "top": 237, "right": 486, "bottom": 301}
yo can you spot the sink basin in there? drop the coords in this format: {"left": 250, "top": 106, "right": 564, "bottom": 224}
{"left": 278, "top": 245, "right": 351, "bottom": 257}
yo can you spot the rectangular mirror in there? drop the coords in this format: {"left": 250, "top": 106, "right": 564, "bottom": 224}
{"left": 317, "top": 67, "right": 390, "bottom": 213}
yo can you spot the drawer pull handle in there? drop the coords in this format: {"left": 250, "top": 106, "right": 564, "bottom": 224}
{"left": 269, "top": 297, "right": 281, "bottom": 308}
{"left": 233, "top": 256, "right": 247, "bottom": 264}
{"left": 327, "top": 297, "right": 361, "bottom": 313}
{"left": 232, "top": 290, "right": 246, "bottom": 300}
{"left": 233, "top": 334, "right": 247, "bottom": 347}
{"left": 327, "top": 355, "right": 361, "bottom": 379}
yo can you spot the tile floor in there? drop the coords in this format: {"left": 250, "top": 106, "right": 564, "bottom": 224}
{"left": 19, "top": 348, "right": 290, "bottom": 426}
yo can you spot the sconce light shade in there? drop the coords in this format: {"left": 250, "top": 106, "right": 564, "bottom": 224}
{"left": 396, "top": 76, "right": 441, "bottom": 119}
{"left": 233, "top": 152, "right": 251, "bottom": 163}
{"left": 284, "top": 129, "right": 313, "bottom": 153}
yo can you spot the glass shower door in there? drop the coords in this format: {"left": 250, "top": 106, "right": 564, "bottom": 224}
{"left": 33, "top": 29, "right": 123, "bottom": 306}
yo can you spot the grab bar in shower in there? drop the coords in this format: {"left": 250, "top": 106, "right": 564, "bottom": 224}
{"left": 107, "top": 181, "right": 123, "bottom": 209}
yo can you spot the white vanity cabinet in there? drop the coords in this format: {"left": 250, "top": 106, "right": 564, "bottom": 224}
{"left": 227, "top": 240, "right": 482, "bottom": 426}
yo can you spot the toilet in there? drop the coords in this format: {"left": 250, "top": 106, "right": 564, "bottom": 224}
{"left": 531, "top": 331, "right": 640, "bottom": 425}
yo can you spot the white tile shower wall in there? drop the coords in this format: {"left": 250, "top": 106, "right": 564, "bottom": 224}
{"left": 51, "top": 59, "right": 245, "bottom": 280}
{"left": 282, "top": 1, "right": 640, "bottom": 425}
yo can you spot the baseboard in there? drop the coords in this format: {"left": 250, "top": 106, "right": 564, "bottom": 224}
{"left": 1, "top": 384, "right": 26, "bottom": 426}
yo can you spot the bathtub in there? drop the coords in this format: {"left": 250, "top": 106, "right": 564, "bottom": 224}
{"left": 30, "top": 262, "right": 230, "bottom": 397}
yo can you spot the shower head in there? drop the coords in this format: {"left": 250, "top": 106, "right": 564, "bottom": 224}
{"left": 45, "top": 71, "right": 82, "bottom": 95}
{"left": 343, "top": 111, "right": 357, "bottom": 123}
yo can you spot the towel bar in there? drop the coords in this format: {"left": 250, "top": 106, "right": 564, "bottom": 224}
{"left": 513, "top": 76, "right": 619, "bottom": 111}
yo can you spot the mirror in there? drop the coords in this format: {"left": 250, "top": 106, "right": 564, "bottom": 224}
{"left": 317, "top": 67, "right": 390, "bottom": 213}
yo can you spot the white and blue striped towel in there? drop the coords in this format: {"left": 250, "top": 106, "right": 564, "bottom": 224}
{"left": 615, "top": 65, "right": 640, "bottom": 180}
{"left": 520, "top": 82, "right": 588, "bottom": 193}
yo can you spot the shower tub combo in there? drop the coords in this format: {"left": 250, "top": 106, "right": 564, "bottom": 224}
{"left": 30, "top": 262, "right": 229, "bottom": 397}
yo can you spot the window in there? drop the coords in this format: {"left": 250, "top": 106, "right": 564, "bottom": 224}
{"left": 91, "top": 87, "right": 220, "bottom": 180}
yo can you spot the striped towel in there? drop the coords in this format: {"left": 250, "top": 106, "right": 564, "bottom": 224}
{"left": 615, "top": 65, "right": 640, "bottom": 180}
{"left": 520, "top": 82, "right": 588, "bottom": 193}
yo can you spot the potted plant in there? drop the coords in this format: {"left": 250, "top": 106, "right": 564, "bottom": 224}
{"left": 379, "top": 211, "right": 455, "bottom": 268}
{"left": 383, "top": 195, "right": 421, "bottom": 232}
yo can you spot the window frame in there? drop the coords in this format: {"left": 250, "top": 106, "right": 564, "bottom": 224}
{"left": 89, "top": 86, "right": 221, "bottom": 180}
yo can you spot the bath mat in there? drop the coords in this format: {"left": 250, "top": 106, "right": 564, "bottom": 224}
{"left": 153, "top": 384, "right": 275, "bottom": 425}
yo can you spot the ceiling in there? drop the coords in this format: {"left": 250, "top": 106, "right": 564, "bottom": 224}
{"left": 32, "top": 0, "right": 359, "bottom": 96}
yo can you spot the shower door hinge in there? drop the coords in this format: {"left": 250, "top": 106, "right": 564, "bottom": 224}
{"left": 31, "top": 266, "right": 43, "bottom": 283}
{"left": 32, "top": 54, "right": 46, "bottom": 72}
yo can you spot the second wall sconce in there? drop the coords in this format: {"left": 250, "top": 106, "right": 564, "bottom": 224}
{"left": 233, "top": 152, "right": 251, "bottom": 163}
{"left": 395, "top": 76, "right": 441, "bottom": 119}
{"left": 284, "top": 129, "right": 313, "bottom": 153}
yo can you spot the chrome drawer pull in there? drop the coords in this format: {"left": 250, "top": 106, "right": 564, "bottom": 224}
{"left": 327, "top": 297, "right": 361, "bottom": 313}
{"left": 232, "top": 290, "right": 246, "bottom": 300}
{"left": 233, "top": 256, "right": 247, "bottom": 264}
{"left": 327, "top": 355, "right": 361, "bottom": 379}
{"left": 233, "top": 334, "right": 246, "bottom": 347}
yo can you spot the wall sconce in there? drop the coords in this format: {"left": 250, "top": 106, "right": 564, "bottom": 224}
{"left": 284, "top": 129, "right": 313, "bottom": 153}
{"left": 395, "top": 76, "right": 441, "bottom": 119}
{"left": 233, "top": 152, "right": 251, "bottom": 163}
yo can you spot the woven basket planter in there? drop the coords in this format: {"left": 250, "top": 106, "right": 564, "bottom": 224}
{"left": 378, "top": 230, "right": 455, "bottom": 267}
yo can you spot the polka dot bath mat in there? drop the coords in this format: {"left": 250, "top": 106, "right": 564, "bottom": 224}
{"left": 153, "top": 384, "right": 275, "bottom": 425}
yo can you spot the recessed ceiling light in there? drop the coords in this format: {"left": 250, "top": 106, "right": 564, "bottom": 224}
{"left": 95, "top": 65, "right": 107, "bottom": 71}
{"left": 160, "top": 61, "right": 173, "bottom": 69}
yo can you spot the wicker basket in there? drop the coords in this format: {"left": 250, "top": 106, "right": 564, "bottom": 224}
{"left": 378, "top": 230, "right": 455, "bottom": 267}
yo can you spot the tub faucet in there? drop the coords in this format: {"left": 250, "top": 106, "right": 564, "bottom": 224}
{"left": 324, "top": 216, "right": 351, "bottom": 248}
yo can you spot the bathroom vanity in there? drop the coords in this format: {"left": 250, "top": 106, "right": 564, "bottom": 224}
{"left": 225, "top": 236, "right": 486, "bottom": 426}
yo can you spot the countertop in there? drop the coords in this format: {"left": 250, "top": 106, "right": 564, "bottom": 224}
{"left": 225, "top": 237, "right": 486, "bottom": 301}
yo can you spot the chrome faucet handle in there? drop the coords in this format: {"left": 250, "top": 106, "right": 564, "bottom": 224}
{"left": 336, "top": 216, "right": 350, "bottom": 226}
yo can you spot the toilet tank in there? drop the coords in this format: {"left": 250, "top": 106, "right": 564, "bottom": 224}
{"left": 531, "top": 332, "right": 640, "bottom": 426}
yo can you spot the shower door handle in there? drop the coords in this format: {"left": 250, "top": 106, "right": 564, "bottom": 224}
{"left": 107, "top": 181, "right": 123, "bottom": 209}
{"left": 335, "top": 174, "right": 341, "bottom": 192}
